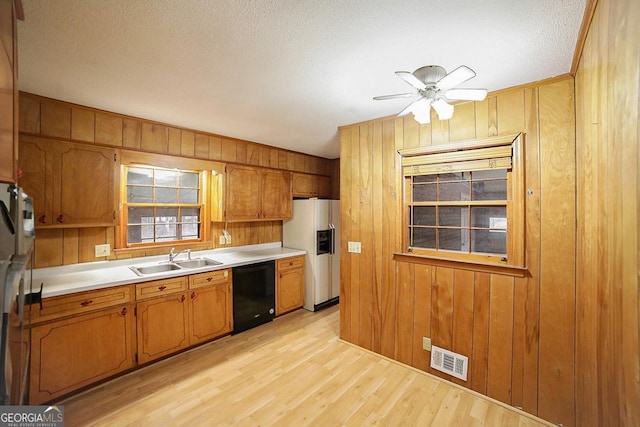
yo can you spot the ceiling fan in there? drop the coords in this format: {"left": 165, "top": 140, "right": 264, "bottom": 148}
{"left": 373, "top": 65, "right": 487, "bottom": 124}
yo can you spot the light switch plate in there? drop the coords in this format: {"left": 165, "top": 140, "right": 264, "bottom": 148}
{"left": 347, "top": 241, "right": 361, "bottom": 253}
{"left": 219, "top": 235, "right": 226, "bottom": 245}
{"left": 95, "top": 244, "right": 111, "bottom": 257}
{"left": 422, "top": 337, "right": 432, "bottom": 351}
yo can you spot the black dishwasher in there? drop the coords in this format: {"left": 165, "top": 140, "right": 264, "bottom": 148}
{"left": 232, "top": 260, "right": 275, "bottom": 334}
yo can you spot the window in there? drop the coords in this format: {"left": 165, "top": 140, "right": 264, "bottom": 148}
{"left": 123, "top": 165, "right": 204, "bottom": 246}
{"left": 400, "top": 134, "right": 524, "bottom": 267}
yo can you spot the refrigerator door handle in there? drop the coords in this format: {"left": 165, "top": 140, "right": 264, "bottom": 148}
{"left": 329, "top": 224, "right": 335, "bottom": 255}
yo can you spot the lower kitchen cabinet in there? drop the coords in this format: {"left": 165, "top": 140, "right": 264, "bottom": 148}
{"left": 276, "top": 256, "right": 305, "bottom": 315}
{"left": 136, "top": 292, "right": 190, "bottom": 365}
{"left": 189, "top": 270, "right": 233, "bottom": 345}
{"left": 29, "top": 304, "right": 136, "bottom": 404}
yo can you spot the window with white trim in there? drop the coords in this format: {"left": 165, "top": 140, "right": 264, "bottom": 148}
{"left": 400, "top": 134, "right": 524, "bottom": 267}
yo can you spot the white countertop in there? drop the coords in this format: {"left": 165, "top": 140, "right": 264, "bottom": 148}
{"left": 29, "top": 242, "right": 305, "bottom": 298}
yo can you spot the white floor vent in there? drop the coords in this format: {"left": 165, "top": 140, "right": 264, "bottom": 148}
{"left": 430, "top": 345, "right": 468, "bottom": 381}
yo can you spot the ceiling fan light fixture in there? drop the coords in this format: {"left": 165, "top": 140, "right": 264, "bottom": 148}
{"left": 413, "top": 110, "right": 431, "bottom": 124}
{"left": 432, "top": 99, "right": 454, "bottom": 120}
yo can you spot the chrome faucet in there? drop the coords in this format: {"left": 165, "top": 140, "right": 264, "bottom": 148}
{"left": 169, "top": 247, "right": 191, "bottom": 263}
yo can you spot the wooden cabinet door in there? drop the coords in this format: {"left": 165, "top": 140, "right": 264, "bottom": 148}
{"left": 0, "top": 0, "right": 17, "bottom": 183}
{"left": 18, "top": 137, "right": 51, "bottom": 225}
{"left": 225, "top": 165, "right": 261, "bottom": 221}
{"left": 261, "top": 169, "right": 292, "bottom": 220}
{"left": 316, "top": 175, "right": 332, "bottom": 198}
{"left": 136, "top": 293, "right": 189, "bottom": 365}
{"left": 292, "top": 173, "right": 314, "bottom": 197}
{"left": 29, "top": 305, "right": 135, "bottom": 404}
{"left": 57, "top": 142, "right": 116, "bottom": 225}
{"left": 188, "top": 282, "right": 232, "bottom": 346}
{"left": 276, "top": 256, "right": 305, "bottom": 315}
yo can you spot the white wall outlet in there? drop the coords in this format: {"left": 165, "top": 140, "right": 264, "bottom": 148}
{"left": 95, "top": 244, "right": 111, "bottom": 257}
{"left": 347, "top": 241, "right": 361, "bottom": 253}
{"left": 219, "top": 235, "right": 226, "bottom": 245}
{"left": 422, "top": 337, "right": 432, "bottom": 351}
{"left": 223, "top": 230, "right": 231, "bottom": 244}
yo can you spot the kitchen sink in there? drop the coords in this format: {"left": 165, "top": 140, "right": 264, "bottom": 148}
{"left": 129, "top": 263, "right": 183, "bottom": 276}
{"left": 175, "top": 258, "right": 223, "bottom": 268}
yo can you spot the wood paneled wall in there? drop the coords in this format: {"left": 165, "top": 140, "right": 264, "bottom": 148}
{"left": 18, "top": 92, "right": 332, "bottom": 267}
{"left": 339, "top": 77, "right": 576, "bottom": 426}
{"left": 575, "top": 0, "right": 640, "bottom": 425}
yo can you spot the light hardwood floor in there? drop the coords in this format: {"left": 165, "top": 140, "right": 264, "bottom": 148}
{"left": 59, "top": 305, "right": 553, "bottom": 426}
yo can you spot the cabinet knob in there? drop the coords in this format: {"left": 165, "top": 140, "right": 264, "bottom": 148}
{"left": 256, "top": 212, "right": 260, "bottom": 218}
{"left": 57, "top": 214, "right": 65, "bottom": 223}
{"left": 191, "top": 292, "right": 196, "bottom": 299}
{"left": 180, "top": 295, "right": 186, "bottom": 303}
{"left": 158, "top": 285, "right": 167, "bottom": 291}
{"left": 39, "top": 215, "right": 48, "bottom": 224}
{"left": 206, "top": 276, "right": 213, "bottom": 282}
{"left": 121, "top": 307, "right": 128, "bottom": 316}
{"left": 289, "top": 262, "right": 293, "bottom": 266}
{"left": 80, "top": 300, "right": 93, "bottom": 307}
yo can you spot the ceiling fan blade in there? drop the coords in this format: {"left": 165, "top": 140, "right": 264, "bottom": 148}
{"left": 444, "top": 88, "right": 488, "bottom": 101}
{"left": 397, "top": 99, "right": 422, "bottom": 117}
{"left": 436, "top": 65, "right": 476, "bottom": 90}
{"left": 373, "top": 93, "right": 417, "bottom": 101}
{"left": 432, "top": 99, "right": 454, "bottom": 120}
{"left": 395, "top": 71, "right": 427, "bottom": 90}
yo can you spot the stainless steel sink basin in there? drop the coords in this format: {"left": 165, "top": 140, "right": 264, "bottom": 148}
{"left": 175, "top": 258, "right": 223, "bottom": 269}
{"left": 130, "top": 263, "right": 183, "bottom": 276}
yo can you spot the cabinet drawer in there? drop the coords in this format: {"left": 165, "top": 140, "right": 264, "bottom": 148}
{"left": 277, "top": 256, "right": 304, "bottom": 272}
{"left": 29, "top": 285, "right": 133, "bottom": 325}
{"left": 190, "top": 269, "right": 231, "bottom": 289}
{"left": 135, "top": 276, "right": 188, "bottom": 301}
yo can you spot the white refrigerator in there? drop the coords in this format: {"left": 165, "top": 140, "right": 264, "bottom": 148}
{"left": 283, "top": 199, "right": 340, "bottom": 312}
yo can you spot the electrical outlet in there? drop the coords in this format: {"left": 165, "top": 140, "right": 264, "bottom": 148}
{"left": 347, "top": 241, "right": 361, "bottom": 253}
{"left": 219, "top": 235, "right": 226, "bottom": 245}
{"left": 95, "top": 244, "right": 111, "bottom": 257}
{"left": 225, "top": 234, "right": 232, "bottom": 244}
{"left": 422, "top": 337, "right": 432, "bottom": 351}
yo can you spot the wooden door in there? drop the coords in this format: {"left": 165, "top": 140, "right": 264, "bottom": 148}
{"left": 56, "top": 141, "right": 116, "bottom": 226}
{"left": 136, "top": 294, "right": 189, "bottom": 365}
{"left": 276, "top": 257, "right": 305, "bottom": 315}
{"left": 0, "top": 0, "right": 17, "bottom": 183}
{"left": 188, "top": 282, "right": 232, "bottom": 346}
{"left": 225, "top": 165, "right": 261, "bottom": 221}
{"left": 18, "top": 137, "right": 51, "bottom": 225}
{"left": 29, "top": 305, "right": 135, "bottom": 404}
{"left": 261, "top": 169, "right": 292, "bottom": 220}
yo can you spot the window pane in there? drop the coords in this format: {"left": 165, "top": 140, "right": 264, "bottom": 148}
{"left": 413, "top": 206, "right": 436, "bottom": 226}
{"left": 412, "top": 227, "right": 435, "bottom": 249}
{"left": 127, "top": 186, "right": 152, "bottom": 203}
{"left": 413, "top": 183, "right": 436, "bottom": 202}
{"left": 413, "top": 174, "right": 437, "bottom": 183}
{"left": 128, "top": 207, "right": 154, "bottom": 224}
{"left": 156, "top": 188, "right": 178, "bottom": 203}
{"left": 181, "top": 207, "right": 200, "bottom": 222}
{"left": 473, "top": 169, "right": 507, "bottom": 180}
{"left": 438, "top": 228, "right": 469, "bottom": 252}
{"left": 181, "top": 223, "right": 199, "bottom": 239}
{"left": 156, "top": 224, "right": 177, "bottom": 241}
{"left": 179, "top": 172, "right": 199, "bottom": 188}
{"left": 439, "top": 181, "right": 470, "bottom": 201}
{"left": 471, "top": 206, "right": 507, "bottom": 228}
{"left": 127, "top": 167, "right": 153, "bottom": 185}
{"left": 179, "top": 188, "right": 199, "bottom": 204}
{"left": 439, "top": 207, "right": 469, "bottom": 227}
{"left": 154, "top": 169, "right": 178, "bottom": 187}
{"left": 156, "top": 207, "right": 178, "bottom": 223}
{"left": 471, "top": 229, "right": 506, "bottom": 255}
{"left": 472, "top": 180, "right": 507, "bottom": 201}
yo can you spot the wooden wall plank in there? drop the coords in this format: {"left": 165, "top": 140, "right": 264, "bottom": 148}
{"left": 41, "top": 101, "right": 71, "bottom": 138}
{"left": 430, "top": 267, "right": 454, "bottom": 381}
{"left": 403, "top": 117, "right": 420, "bottom": 149}
{"left": 395, "top": 261, "right": 415, "bottom": 365}
{"left": 430, "top": 116, "right": 449, "bottom": 145}
{"left": 496, "top": 91, "right": 525, "bottom": 135}
{"left": 418, "top": 123, "right": 432, "bottom": 147}
{"left": 194, "top": 134, "right": 209, "bottom": 159}
{"left": 537, "top": 79, "right": 576, "bottom": 427}
{"left": 246, "top": 143, "right": 260, "bottom": 165}
{"left": 348, "top": 125, "right": 361, "bottom": 344}
{"left": 141, "top": 123, "right": 168, "bottom": 153}
{"left": 449, "top": 101, "right": 476, "bottom": 142}
{"left": 180, "top": 131, "right": 195, "bottom": 157}
{"left": 168, "top": 127, "right": 182, "bottom": 155}
{"left": 339, "top": 127, "right": 353, "bottom": 341}
{"left": 487, "top": 97, "right": 498, "bottom": 136}
{"left": 412, "top": 264, "right": 432, "bottom": 371}
{"left": 34, "top": 229, "right": 63, "bottom": 267}
{"left": 62, "top": 228, "right": 79, "bottom": 264}
{"left": 208, "top": 136, "right": 222, "bottom": 160}
{"left": 18, "top": 94, "right": 40, "bottom": 134}
{"left": 122, "top": 118, "right": 141, "bottom": 149}
{"left": 451, "top": 269, "right": 474, "bottom": 387}
{"left": 221, "top": 139, "right": 236, "bottom": 163}
{"left": 371, "top": 121, "right": 384, "bottom": 353}
{"left": 471, "top": 272, "right": 490, "bottom": 394}
{"left": 358, "top": 123, "right": 374, "bottom": 350}
{"left": 486, "top": 274, "right": 514, "bottom": 404}
{"left": 474, "top": 99, "right": 489, "bottom": 139}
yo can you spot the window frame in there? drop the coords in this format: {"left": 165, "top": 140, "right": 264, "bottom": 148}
{"left": 399, "top": 133, "right": 525, "bottom": 270}
{"left": 119, "top": 164, "right": 207, "bottom": 249}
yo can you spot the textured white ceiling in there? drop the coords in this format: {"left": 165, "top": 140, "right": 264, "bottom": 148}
{"left": 17, "top": 0, "right": 586, "bottom": 159}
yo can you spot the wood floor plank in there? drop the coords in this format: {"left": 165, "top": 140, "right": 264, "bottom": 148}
{"left": 60, "top": 305, "right": 554, "bottom": 427}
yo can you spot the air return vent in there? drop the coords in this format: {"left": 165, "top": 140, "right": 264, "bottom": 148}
{"left": 430, "top": 345, "right": 468, "bottom": 381}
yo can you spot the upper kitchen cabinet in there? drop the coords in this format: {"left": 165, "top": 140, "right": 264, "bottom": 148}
{"left": 211, "top": 164, "right": 292, "bottom": 222}
{"left": 0, "top": 0, "right": 22, "bottom": 183}
{"left": 292, "top": 173, "right": 331, "bottom": 198}
{"left": 19, "top": 136, "right": 118, "bottom": 227}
